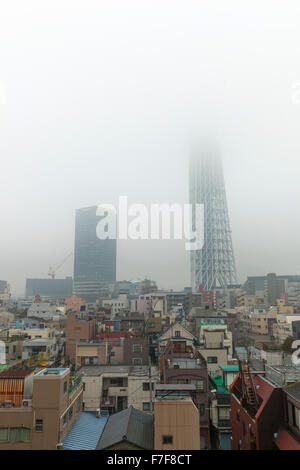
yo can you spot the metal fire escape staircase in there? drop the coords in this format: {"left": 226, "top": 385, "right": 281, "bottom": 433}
{"left": 239, "top": 361, "right": 260, "bottom": 410}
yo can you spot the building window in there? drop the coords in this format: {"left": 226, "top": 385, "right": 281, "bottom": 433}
{"left": 133, "top": 345, "right": 142, "bottom": 353}
{"left": 0, "top": 428, "right": 9, "bottom": 441}
{"left": 207, "top": 356, "right": 218, "bottom": 364}
{"left": 132, "top": 358, "right": 142, "bottom": 365}
{"left": 143, "top": 402, "right": 150, "bottom": 411}
{"left": 35, "top": 419, "right": 43, "bottom": 432}
{"left": 162, "top": 435, "right": 173, "bottom": 445}
{"left": 0, "top": 427, "right": 30, "bottom": 442}
{"left": 63, "top": 414, "right": 67, "bottom": 426}
{"left": 199, "top": 404, "right": 205, "bottom": 416}
{"left": 64, "top": 381, "right": 68, "bottom": 394}
{"left": 236, "top": 411, "right": 240, "bottom": 422}
{"left": 69, "top": 407, "right": 73, "bottom": 420}
{"left": 142, "top": 382, "right": 154, "bottom": 391}
{"left": 195, "top": 379, "right": 204, "bottom": 390}
{"left": 175, "top": 331, "right": 180, "bottom": 338}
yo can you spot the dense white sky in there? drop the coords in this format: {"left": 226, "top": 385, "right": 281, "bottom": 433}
{"left": 1, "top": 1, "right": 300, "bottom": 295}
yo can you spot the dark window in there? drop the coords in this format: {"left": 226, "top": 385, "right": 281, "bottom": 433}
{"left": 162, "top": 435, "right": 173, "bottom": 444}
{"left": 35, "top": 419, "right": 43, "bottom": 432}
{"left": 132, "top": 358, "right": 142, "bottom": 365}
{"left": 199, "top": 404, "right": 205, "bottom": 416}
{"left": 69, "top": 407, "right": 73, "bottom": 420}
{"left": 207, "top": 356, "right": 218, "bottom": 364}
{"left": 64, "top": 381, "right": 67, "bottom": 394}
{"left": 143, "top": 402, "right": 150, "bottom": 411}
{"left": 142, "top": 382, "right": 154, "bottom": 391}
{"left": 175, "top": 331, "right": 180, "bottom": 337}
{"left": 63, "top": 414, "right": 67, "bottom": 426}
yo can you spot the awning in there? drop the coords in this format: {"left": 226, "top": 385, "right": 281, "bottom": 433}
{"left": 274, "top": 429, "right": 300, "bottom": 450}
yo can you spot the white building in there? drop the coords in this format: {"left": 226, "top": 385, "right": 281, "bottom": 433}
{"left": 102, "top": 294, "right": 130, "bottom": 317}
{"left": 27, "top": 300, "right": 62, "bottom": 320}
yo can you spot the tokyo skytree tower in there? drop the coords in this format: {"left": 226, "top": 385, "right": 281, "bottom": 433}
{"left": 190, "top": 146, "right": 237, "bottom": 292}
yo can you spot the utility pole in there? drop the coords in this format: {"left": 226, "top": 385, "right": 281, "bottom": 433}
{"left": 149, "top": 356, "right": 153, "bottom": 413}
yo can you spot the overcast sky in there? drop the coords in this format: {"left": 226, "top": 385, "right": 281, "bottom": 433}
{"left": 1, "top": 1, "right": 300, "bottom": 296}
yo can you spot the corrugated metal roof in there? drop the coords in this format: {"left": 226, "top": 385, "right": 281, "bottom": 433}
{"left": 0, "top": 369, "right": 34, "bottom": 379}
{"left": 97, "top": 406, "right": 154, "bottom": 450}
{"left": 62, "top": 412, "right": 108, "bottom": 450}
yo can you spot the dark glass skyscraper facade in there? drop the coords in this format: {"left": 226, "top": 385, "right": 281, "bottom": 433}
{"left": 73, "top": 206, "right": 117, "bottom": 302}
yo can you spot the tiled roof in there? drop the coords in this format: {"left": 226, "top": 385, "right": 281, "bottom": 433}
{"left": 96, "top": 406, "right": 154, "bottom": 450}
{"left": 62, "top": 412, "right": 108, "bottom": 450}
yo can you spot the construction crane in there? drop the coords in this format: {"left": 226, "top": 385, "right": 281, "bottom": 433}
{"left": 48, "top": 252, "right": 73, "bottom": 279}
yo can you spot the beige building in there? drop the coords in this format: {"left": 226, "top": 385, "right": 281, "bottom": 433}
{"left": 273, "top": 314, "right": 300, "bottom": 344}
{"left": 80, "top": 365, "right": 158, "bottom": 413}
{"left": 158, "top": 322, "right": 196, "bottom": 354}
{"left": 8, "top": 328, "right": 56, "bottom": 339}
{"left": 198, "top": 323, "right": 232, "bottom": 372}
{"left": 154, "top": 398, "right": 200, "bottom": 450}
{"left": 0, "top": 367, "right": 83, "bottom": 450}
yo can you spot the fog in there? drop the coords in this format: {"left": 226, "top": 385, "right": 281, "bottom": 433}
{"left": 1, "top": 0, "right": 300, "bottom": 295}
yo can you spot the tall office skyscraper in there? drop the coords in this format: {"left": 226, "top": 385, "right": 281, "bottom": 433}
{"left": 73, "top": 206, "right": 117, "bottom": 302}
{"left": 190, "top": 148, "right": 237, "bottom": 292}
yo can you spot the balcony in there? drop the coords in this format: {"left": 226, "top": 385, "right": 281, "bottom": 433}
{"left": 218, "top": 419, "right": 231, "bottom": 429}
{"left": 101, "top": 396, "right": 116, "bottom": 407}
{"left": 217, "top": 394, "right": 231, "bottom": 406}
{"left": 108, "top": 387, "right": 128, "bottom": 397}
{"left": 68, "top": 375, "right": 83, "bottom": 398}
{"left": 0, "top": 395, "right": 33, "bottom": 409}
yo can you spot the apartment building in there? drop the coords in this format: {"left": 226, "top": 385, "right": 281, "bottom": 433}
{"left": 274, "top": 383, "right": 300, "bottom": 449}
{"left": 230, "top": 367, "right": 284, "bottom": 450}
{"left": 154, "top": 398, "right": 200, "bottom": 450}
{"left": 0, "top": 368, "right": 83, "bottom": 450}
{"left": 65, "top": 311, "right": 96, "bottom": 363}
{"left": 0, "top": 281, "right": 11, "bottom": 307}
{"left": 198, "top": 323, "right": 233, "bottom": 371}
{"left": 273, "top": 314, "right": 300, "bottom": 344}
{"left": 159, "top": 337, "right": 210, "bottom": 449}
{"left": 80, "top": 365, "right": 158, "bottom": 413}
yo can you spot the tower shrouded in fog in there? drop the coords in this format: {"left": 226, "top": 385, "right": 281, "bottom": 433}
{"left": 190, "top": 146, "right": 237, "bottom": 292}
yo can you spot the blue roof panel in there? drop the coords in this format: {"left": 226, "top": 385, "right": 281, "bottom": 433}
{"left": 62, "top": 412, "right": 108, "bottom": 450}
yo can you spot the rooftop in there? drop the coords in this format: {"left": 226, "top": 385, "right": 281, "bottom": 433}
{"left": 284, "top": 382, "right": 300, "bottom": 402}
{"left": 220, "top": 365, "right": 239, "bottom": 372}
{"left": 96, "top": 406, "right": 154, "bottom": 450}
{"left": 35, "top": 368, "right": 69, "bottom": 376}
{"left": 0, "top": 369, "right": 34, "bottom": 379}
{"left": 62, "top": 411, "right": 108, "bottom": 450}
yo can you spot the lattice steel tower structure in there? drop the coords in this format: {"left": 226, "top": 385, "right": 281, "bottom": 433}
{"left": 190, "top": 147, "right": 237, "bottom": 292}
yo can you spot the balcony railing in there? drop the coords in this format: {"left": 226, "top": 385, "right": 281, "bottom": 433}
{"left": 68, "top": 375, "right": 83, "bottom": 398}
{"left": 108, "top": 387, "right": 128, "bottom": 397}
{"left": 101, "top": 396, "right": 116, "bottom": 407}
